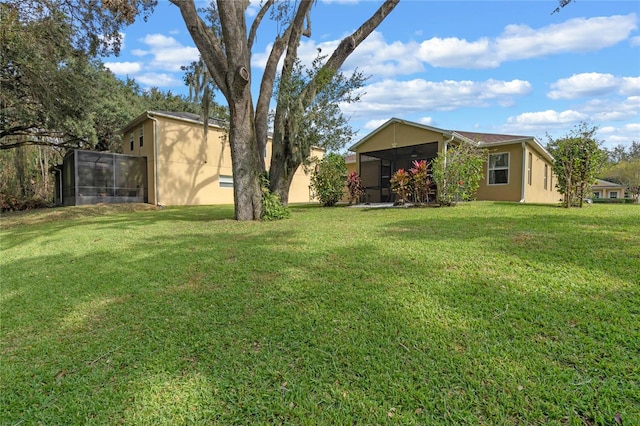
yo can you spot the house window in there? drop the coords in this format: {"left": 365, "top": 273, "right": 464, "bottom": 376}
{"left": 528, "top": 152, "right": 532, "bottom": 185}
{"left": 609, "top": 191, "right": 618, "bottom": 199}
{"left": 544, "top": 164, "right": 548, "bottom": 190}
{"left": 139, "top": 126, "right": 144, "bottom": 147}
{"left": 593, "top": 191, "right": 600, "bottom": 198}
{"left": 219, "top": 175, "right": 233, "bottom": 188}
{"left": 488, "top": 152, "right": 509, "bottom": 185}
{"left": 129, "top": 132, "right": 134, "bottom": 151}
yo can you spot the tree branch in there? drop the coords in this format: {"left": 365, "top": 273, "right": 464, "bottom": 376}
{"left": 300, "top": 0, "right": 399, "bottom": 107}
{"left": 248, "top": 0, "right": 274, "bottom": 50}
{"left": 0, "top": 125, "right": 40, "bottom": 140}
{"left": 169, "top": 0, "right": 230, "bottom": 99}
{"left": 255, "top": 0, "right": 314, "bottom": 171}
{"left": 0, "top": 138, "right": 80, "bottom": 150}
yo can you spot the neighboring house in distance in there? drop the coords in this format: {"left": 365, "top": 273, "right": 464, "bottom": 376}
{"left": 120, "top": 111, "right": 322, "bottom": 206}
{"left": 591, "top": 179, "right": 626, "bottom": 199}
{"left": 55, "top": 111, "right": 322, "bottom": 207}
{"left": 348, "top": 118, "right": 560, "bottom": 204}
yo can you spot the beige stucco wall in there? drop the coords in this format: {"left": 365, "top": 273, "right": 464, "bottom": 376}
{"left": 122, "top": 119, "right": 157, "bottom": 204}
{"left": 122, "top": 113, "right": 322, "bottom": 206}
{"left": 474, "top": 144, "right": 523, "bottom": 202}
{"left": 474, "top": 143, "right": 560, "bottom": 203}
{"left": 288, "top": 146, "right": 325, "bottom": 204}
{"left": 523, "top": 145, "right": 561, "bottom": 203}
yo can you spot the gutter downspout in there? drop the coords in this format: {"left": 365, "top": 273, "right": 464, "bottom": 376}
{"left": 441, "top": 135, "right": 454, "bottom": 203}
{"left": 443, "top": 135, "right": 454, "bottom": 168}
{"left": 147, "top": 113, "right": 161, "bottom": 206}
{"left": 520, "top": 141, "right": 526, "bottom": 203}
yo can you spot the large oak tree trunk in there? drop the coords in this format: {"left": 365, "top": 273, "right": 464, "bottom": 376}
{"left": 173, "top": 0, "right": 262, "bottom": 220}
{"left": 228, "top": 96, "right": 262, "bottom": 220}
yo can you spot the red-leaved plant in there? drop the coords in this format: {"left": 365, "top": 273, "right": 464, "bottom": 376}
{"left": 390, "top": 168, "right": 412, "bottom": 204}
{"left": 409, "top": 159, "right": 433, "bottom": 204}
{"left": 347, "top": 171, "right": 366, "bottom": 205}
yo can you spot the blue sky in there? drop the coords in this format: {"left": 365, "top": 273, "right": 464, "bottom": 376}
{"left": 105, "top": 0, "right": 640, "bottom": 150}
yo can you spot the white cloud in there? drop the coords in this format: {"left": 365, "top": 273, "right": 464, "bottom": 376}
{"left": 343, "top": 33, "right": 424, "bottom": 76}
{"left": 504, "top": 109, "right": 588, "bottom": 132}
{"left": 281, "top": 13, "right": 638, "bottom": 75}
{"left": 139, "top": 34, "right": 200, "bottom": 72}
{"left": 136, "top": 73, "right": 183, "bottom": 87}
{"left": 548, "top": 73, "right": 640, "bottom": 100}
{"left": 104, "top": 61, "right": 143, "bottom": 75}
{"left": 131, "top": 49, "right": 149, "bottom": 57}
{"left": 585, "top": 96, "right": 640, "bottom": 122}
{"left": 417, "top": 37, "right": 493, "bottom": 68}
{"left": 631, "top": 36, "right": 640, "bottom": 47}
{"left": 494, "top": 14, "right": 637, "bottom": 63}
{"left": 548, "top": 73, "right": 619, "bottom": 100}
{"left": 253, "top": 13, "right": 637, "bottom": 76}
{"left": 597, "top": 123, "right": 640, "bottom": 148}
{"left": 143, "top": 34, "right": 181, "bottom": 48}
{"left": 342, "top": 78, "right": 532, "bottom": 121}
{"left": 620, "top": 77, "right": 640, "bottom": 96}
{"left": 363, "top": 118, "right": 390, "bottom": 130}
{"left": 418, "top": 117, "right": 436, "bottom": 126}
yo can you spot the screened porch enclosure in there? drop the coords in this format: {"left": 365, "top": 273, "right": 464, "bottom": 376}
{"left": 358, "top": 142, "right": 438, "bottom": 203}
{"left": 59, "top": 150, "right": 148, "bottom": 206}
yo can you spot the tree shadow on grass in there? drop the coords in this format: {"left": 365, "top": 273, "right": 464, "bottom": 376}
{"left": 0, "top": 204, "right": 237, "bottom": 250}
{"left": 2, "top": 221, "right": 639, "bottom": 424}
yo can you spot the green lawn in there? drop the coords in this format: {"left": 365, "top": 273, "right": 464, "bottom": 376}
{"left": 1, "top": 202, "right": 638, "bottom": 425}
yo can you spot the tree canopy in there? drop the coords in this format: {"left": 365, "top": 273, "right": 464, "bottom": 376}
{"left": 547, "top": 122, "right": 606, "bottom": 208}
{"left": 602, "top": 142, "right": 640, "bottom": 203}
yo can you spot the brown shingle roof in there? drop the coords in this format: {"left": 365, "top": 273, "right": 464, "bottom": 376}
{"left": 454, "top": 131, "right": 530, "bottom": 144}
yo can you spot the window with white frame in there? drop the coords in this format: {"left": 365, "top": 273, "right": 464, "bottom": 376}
{"left": 219, "top": 175, "right": 233, "bottom": 188}
{"left": 544, "top": 164, "right": 548, "bottom": 190}
{"left": 609, "top": 191, "right": 618, "bottom": 199}
{"left": 139, "top": 126, "right": 144, "bottom": 147}
{"left": 527, "top": 152, "right": 532, "bottom": 185}
{"left": 129, "top": 132, "right": 134, "bottom": 151}
{"left": 488, "top": 152, "right": 509, "bottom": 185}
{"left": 593, "top": 191, "right": 600, "bottom": 198}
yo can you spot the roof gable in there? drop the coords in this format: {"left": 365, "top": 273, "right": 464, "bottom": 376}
{"left": 593, "top": 179, "right": 624, "bottom": 188}
{"left": 121, "top": 110, "right": 227, "bottom": 134}
{"left": 348, "top": 118, "right": 453, "bottom": 151}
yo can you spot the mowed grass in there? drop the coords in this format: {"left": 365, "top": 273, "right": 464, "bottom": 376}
{"left": 1, "top": 202, "right": 638, "bottom": 425}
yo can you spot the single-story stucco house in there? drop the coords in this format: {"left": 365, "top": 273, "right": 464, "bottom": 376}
{"left": 347, "top": 118, "right": 561, "bottom": 204}
{"left": 591, "top": 179, "right": 627, "bottom": 199}
{"left": 54, "top": 111, "right": 323, "bottom": 206}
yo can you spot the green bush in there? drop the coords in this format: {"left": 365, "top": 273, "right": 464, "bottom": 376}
{"left": 310, "top": 153, "right": 347, "bottom": 207}
{"left": 432, "top": 143, "right": 486, "bottom": 206}
{"left": 260, "top": 174, "right": 290, "bottom": 220}
{"left": 592, "top": 198, "right": 635, "bottom": 204}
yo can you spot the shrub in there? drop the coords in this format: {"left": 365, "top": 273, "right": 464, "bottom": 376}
{"left": 346, "top": 171, "right": 366, "bottom": 205}
{"left": 409, "top": 159, "right": 433, "bottom": 204}
{"left": 310, "top": 153, "right": 347, "bottom": 207}
{"left": 260, "top": 174, "right": 290, "bottom": 220}
{"left": 431, "top": 143, "right": 486, "bottom": 206}
{"left": 390, "top": 168, "right": 412, "bottom": 204}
